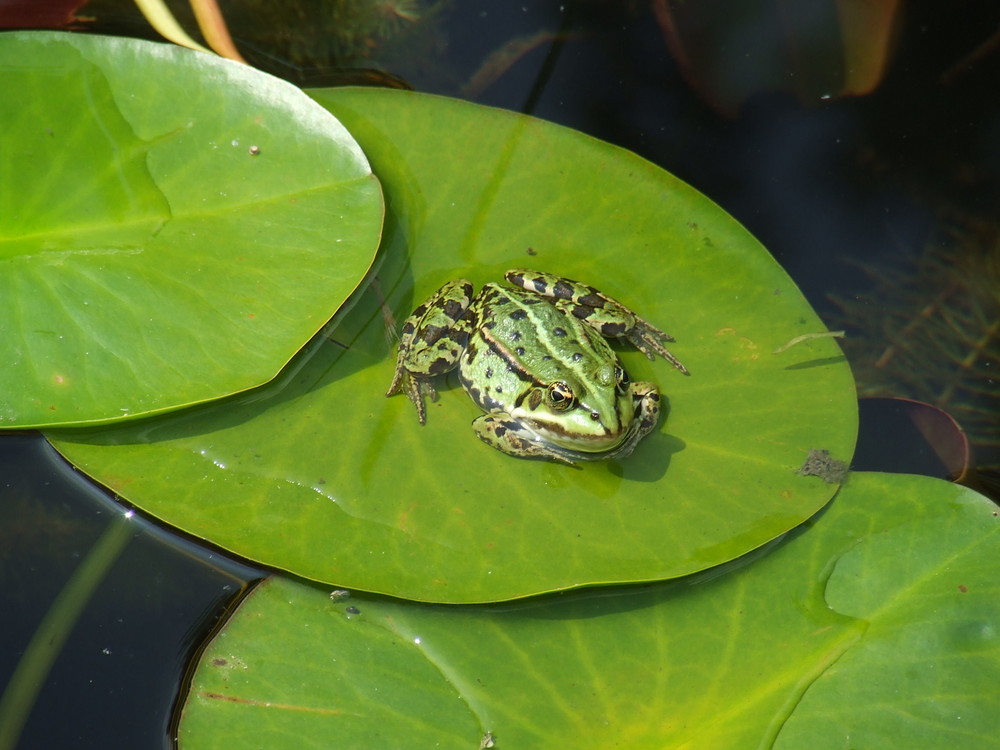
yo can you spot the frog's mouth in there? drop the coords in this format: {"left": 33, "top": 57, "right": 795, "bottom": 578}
{"left": 522, "top": 411, "right": 637, "bottom": 457}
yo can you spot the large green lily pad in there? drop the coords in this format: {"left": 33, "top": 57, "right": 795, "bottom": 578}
{"left": 177, "top": 473, "right": 1000, "bottom": 748}
{"left": 0, "top": 33, "right": 382, "bottom": 427}
{"left": 48, "top": 88, "right": 856, "bottom": 602}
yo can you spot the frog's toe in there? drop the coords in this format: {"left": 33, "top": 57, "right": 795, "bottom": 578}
{"left": 386, "top": 370, "right": 437, "bottom": 424}
{"left": 627, "top": 323, "right": 689, "bottom": 374}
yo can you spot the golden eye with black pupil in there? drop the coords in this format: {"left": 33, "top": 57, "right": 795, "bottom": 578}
{"left": 547, "top": 381, "right": 575, "bottom": 410}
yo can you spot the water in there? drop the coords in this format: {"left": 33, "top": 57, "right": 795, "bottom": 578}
{"left": 2, "top": 1, "right": 999, "bottom": 746}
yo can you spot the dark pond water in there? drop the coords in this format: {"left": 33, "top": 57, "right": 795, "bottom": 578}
{"left": 2, "top": 0, "right": 998, "bottom": 747}
{"left": 0, "top": 434, "right": 259, "bottom": 749}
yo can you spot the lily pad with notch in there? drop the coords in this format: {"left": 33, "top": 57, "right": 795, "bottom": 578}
{"left": 47, "top": 87, "right": 857, "bottom": 603}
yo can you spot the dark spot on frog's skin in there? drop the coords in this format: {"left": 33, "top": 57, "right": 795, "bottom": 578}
{"left": 522, "top": 297, "right": 542, "bottom": 304}
{"left": 528, "top": 389, "right": 543, "bottom": 409}
{"left": 553, "top": 327, "right": 567, "bottom": 337}
{"left": 553, "top": 281, "right": 574, "bottom": 299}
{"left": 542, "top": 355, "right": 552, "bottom": 361}
{"left": 482, "top": 320, "right": 496, "bottom": 330}
{"left": 601, "top": 322, "right": 627, "bottom": 336}
{"left": 515, "top": 346, "right": 525, "bottom": 356}
{"left": 579, "top": 292, "right": 605, "bottom": 308}
{"left": 429, "top": 356, "right": 452, "bottom": 375}
{"left": 572, "top": 352, "right": 583, "bottom": 362}
{"left": 483, "top": 394, "right": 503, "bottom": 411}
{"left": 485, "top": 367, "right": 493, "bottom": 378}
{"left": 529, "top": 277, "right": 547, "bottom": 294}
{"left": 496, "top": 385, "right": 503, "bottom": 393}
{"left": 422, "top": 323, "right": 448, "bottom": 344}
{"left": 509, "top": 309, "right": 528, "bottom": 321}
{"left": 443, "top": 301, "right": 467, "bottom": 321}
{"left": 510, "top": 330, "right": 522, "bottom": 341}
{"left": 495, "top": 296, "right": 510, "bottom": 305}
{"left": 590, "top": 411, "right": 600, "bottom": 420}
{"left": 649, "top": 392, "right": 660, "bottom": 402}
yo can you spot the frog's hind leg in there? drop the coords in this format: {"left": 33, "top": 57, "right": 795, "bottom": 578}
{"left": 386, "top": 279, "right": 475, "bottom": 423}
{"left": 504, "top": 269, "right": 689, "bottom": 375}
{"left": 471, "top": 413, "right": 578, "bottom": 466}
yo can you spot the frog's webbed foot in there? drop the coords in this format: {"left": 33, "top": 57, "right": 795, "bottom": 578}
{"left": 505, "top": 269, "right": 689, "bottom": 376}
{"left": 386, "top": 369, "right": 439, "bottom": 425}
{"left": 472, "top": 414, "right": 579, "bottom": 466}
{"left": 624, "top": 318, "right": 690, "bottom": 375}
{"left": 586, "top": 381, "right": 662, "bottom": 463}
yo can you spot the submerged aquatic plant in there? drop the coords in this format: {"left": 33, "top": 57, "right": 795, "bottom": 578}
{"left": 226, "top": 0, "right": 436, "bottom": 72}
{"left": 833, "top": 218, "right": 1000, "bottom": 474}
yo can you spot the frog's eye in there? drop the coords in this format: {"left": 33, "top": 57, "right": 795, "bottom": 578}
{"left": 615, "top": 365, "right": 630, "bottom": 392}
{"left": 547, "top": 381, "right": 576, "bottom": 410}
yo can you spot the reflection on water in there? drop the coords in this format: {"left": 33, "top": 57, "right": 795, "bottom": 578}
{"left": 0, "top": 433, "right": 260, "bottom": 750}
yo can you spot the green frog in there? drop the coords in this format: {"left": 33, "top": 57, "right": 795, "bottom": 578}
{"left": 386, "top": 269, "right": 689, "bottom": 465}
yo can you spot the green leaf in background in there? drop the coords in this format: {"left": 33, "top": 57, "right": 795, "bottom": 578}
{"left": 177, "top": 473, "right": 1000, "bottom": 749}
{"left": 48, "top": 88, "right": 856, "bottom": 602}
{"left": 0, "top": 33, "right": 382, "bottom": 428}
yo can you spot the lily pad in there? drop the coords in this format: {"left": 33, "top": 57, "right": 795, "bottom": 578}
{"left": 177, "top": 473, "right": 1000, "bottom": 749}
{"left": 0, "top": 32, "right": 382, "bottom": 427}
{"left": 48, "top": 88, "right": 856, "bottom": 602}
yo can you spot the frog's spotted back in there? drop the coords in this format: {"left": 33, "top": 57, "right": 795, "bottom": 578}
{"left": 386, "top": 270, "right": 687, "bottom": 464}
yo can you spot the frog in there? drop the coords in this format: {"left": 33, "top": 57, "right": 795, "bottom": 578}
{"left": 385, "top": 269, "right": 689, "bottom": 465}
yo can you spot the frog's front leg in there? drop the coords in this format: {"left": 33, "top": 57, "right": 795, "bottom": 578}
{"left": 505, "top": 269, "right": 690, "bottom": 375}
{"left": 386, "top": 279, "right": 474, "bottom": 424}
{"left": 471, "top": 413, "right": 578, "bottom": 466}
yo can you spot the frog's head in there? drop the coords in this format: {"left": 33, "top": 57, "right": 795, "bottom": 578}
{"left": 510, "top": 362, "right": 641, "bottom": 454}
